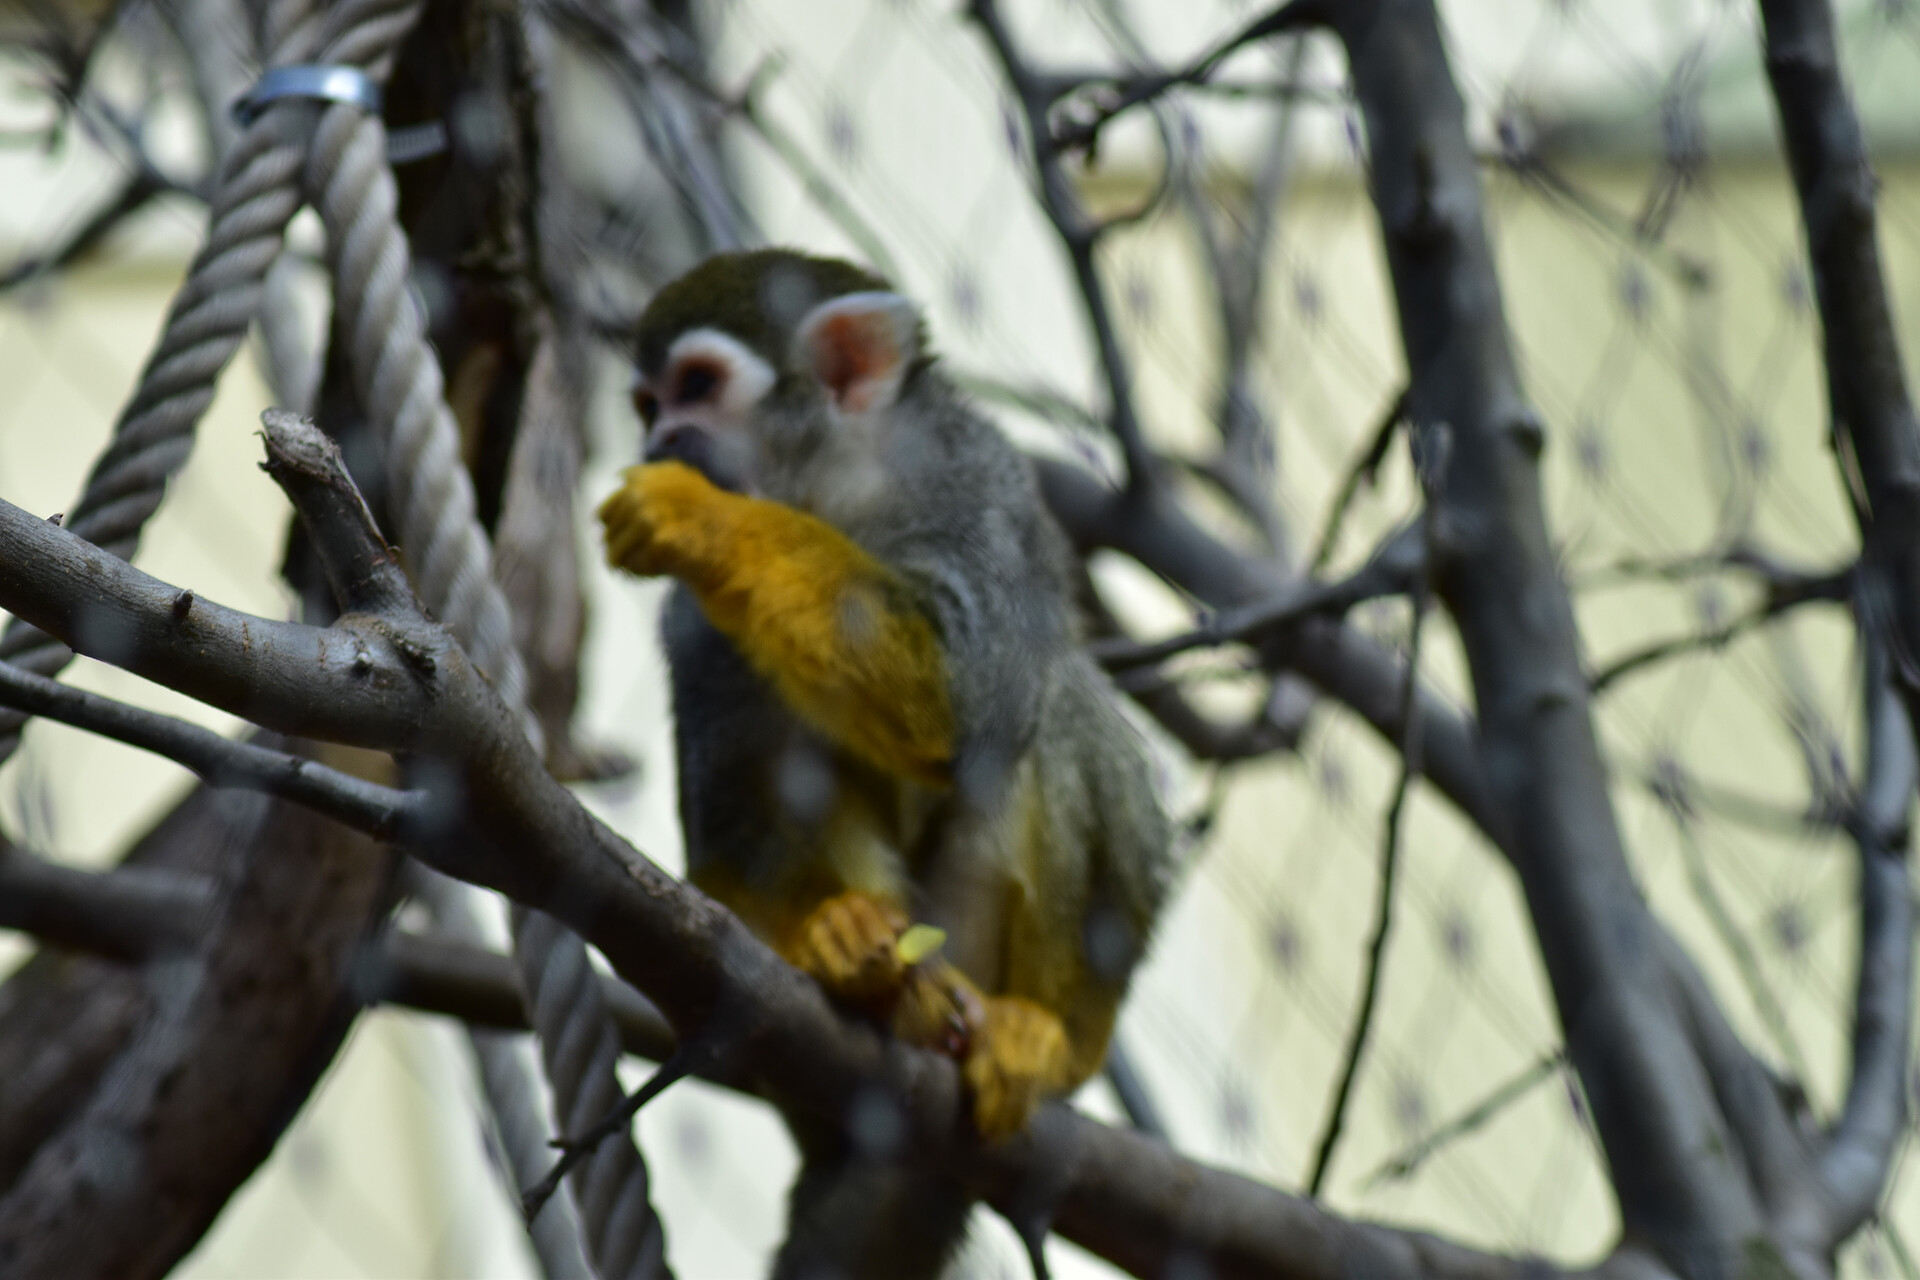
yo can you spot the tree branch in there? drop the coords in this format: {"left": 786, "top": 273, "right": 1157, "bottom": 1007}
{"left": 1308, "top": 521, "right": 1430, "bottom": 1195}
{"left": 1037, "top": 455, "right": 1507, "bottom": 848}
{"left": 1587, "top": 588, "right": 1844, "bottom": 695}
{"left": 0, "top": 780, "right": 398, "bottom": 1276}
{"left": 1331, "top": 0, "right": 1780, "bottom": 1260}
{"left": 1361, "top": 1052, "right": 1564, "bottom": 1190}
{"left": 1759, "top": 0, "right": 1920, "bottom": 1240}
{"left": 1819, "top": 629, "right": 1916, "bottom": 1232}
{"left": 0, "top": 846, "right": 214, "bottom": 962}
{"left": 370, "top": 929, "right": 677, "bottom": 1063}
{"left": 0, "top": 501, "right": 439, "bottom": 753}
{"left": 967, "top": 0, "right": 1154, "bottom": 483}
{"left": 0, "top": 840, "right": 679, "bottom": 1064}
{"left": 0, "top": 657, "right": 415, "bottom": 838}
{"left": 1091, "top": 524, "right": 1420, "bottom": 672}
{"left": 1049, "top": 0, "right": 1329, "bottom": 157}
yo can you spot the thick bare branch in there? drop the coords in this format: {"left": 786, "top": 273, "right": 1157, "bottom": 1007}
{"left": 1819, "top": 632, "right": 1916, "bottom": 1231}
{"left": 0, "top": 782, "right": 253, "bottom": 1197}
{"left": 1029, "top": 1105, "right": 1605, "bottom": 1280}
{"left": 0, "top": 499, "right": 437, "bottom": 752}
{"left": 1330, "top": 0, "right": 1783, "bottom": 1258}
{"left": 0, "top": 786, "right": 396, "bottom": 1277}
{"left": 0, "top": 844, "right": 679, "bottom": 1064}
{"left": 0, "top": 847, "right": 213, "bottom": 962}
{"left": 1758, "top": 0, "right": 1920, "bottom": 1238}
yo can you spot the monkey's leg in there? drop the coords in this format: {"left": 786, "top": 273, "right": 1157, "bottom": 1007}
{"left": 600, "top": 461, "right": 954, "bottom": 787}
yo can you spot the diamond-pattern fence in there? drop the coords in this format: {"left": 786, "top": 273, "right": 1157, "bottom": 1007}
{"left": 0, "top": 0, "right": 1916, "bottom": 1276}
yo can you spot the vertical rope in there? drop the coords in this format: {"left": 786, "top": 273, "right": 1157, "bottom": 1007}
{"left": 0, "top": 2, "right": 627, "bottom": 1272}
{"left": 413, "top": 870, "right": 596, "bottom": 1280}
{"left": 303, "top": 85, "right": 669, "bottom": 1280}
{"left": 0, "top": 0, "right": 421, "bottom": 761}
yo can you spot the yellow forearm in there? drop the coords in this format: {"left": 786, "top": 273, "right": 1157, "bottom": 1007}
{"left": 600, "top": 462, "right": 955, "bottom": 786}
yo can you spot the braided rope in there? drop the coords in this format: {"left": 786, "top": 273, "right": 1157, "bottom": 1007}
{"left": 518, "top": 909, "right": 669, "bottom": 1279}
{"left": 0, "top": 0, "right": 421, "bottom": 761}
{"left": 303, "top": 103, "right": 527, "bottom": 716}
{"left": 303, "top": 92, "right": 667, "bottom": 1280}
{"left": 413, "top": 870, "right": 596, "bottom": 1280}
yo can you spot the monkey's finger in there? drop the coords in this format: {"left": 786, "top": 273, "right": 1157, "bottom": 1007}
{"left": 825, "top": 897, "right": 905, "bottom": 982}
{"left": 792, "top": 891, "right": 908, "bottom": 1006}
{"left": 603, "top": 516, "right": 667, "bottom": 575}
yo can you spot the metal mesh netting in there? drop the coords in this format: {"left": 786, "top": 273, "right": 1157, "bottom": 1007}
{"left": 0, "top": 0, "right": 1917, "bottom": 1276}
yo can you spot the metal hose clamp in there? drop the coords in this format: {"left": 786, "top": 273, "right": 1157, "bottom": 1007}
{"left": 232, "top": 64, "right": 382, "bottom": 126}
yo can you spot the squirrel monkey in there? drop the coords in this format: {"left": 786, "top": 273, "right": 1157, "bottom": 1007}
{"left": 600, "top": 249, "right": 1171, "bottom": 1278}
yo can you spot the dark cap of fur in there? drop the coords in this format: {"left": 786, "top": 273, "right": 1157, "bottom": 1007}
{"left": 632, "top": 249, "right": 895, "bottom": 375}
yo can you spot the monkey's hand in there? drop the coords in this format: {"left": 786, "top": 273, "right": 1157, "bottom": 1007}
{"left": 599, "top": 461, "right": 954, "bottom": 787}
{"left": 785, "top": 896, "right": 1069, "bottom": 1139}
{"left": 784, "top": 890, "right": 912, "bottom": 1014}
{"left": 964, "top": 996, "right": 1072, "bottom": 1142}
{"left": 599, "top": 460, "right": 716, "bottom": 579}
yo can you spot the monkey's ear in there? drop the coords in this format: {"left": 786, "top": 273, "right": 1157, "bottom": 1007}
{"left": 795, "top": 292, "right": 921, "bottom": 415}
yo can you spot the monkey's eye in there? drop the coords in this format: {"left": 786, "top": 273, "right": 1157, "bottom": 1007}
{"left": 632, "top": 386, "right": 660, "bottom": 426}
{"left": 675, "top": 361, "right": 721, "bottom": 403}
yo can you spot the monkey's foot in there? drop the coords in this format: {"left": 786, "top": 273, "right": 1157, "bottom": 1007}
{"left": 892, "top": 959, "right": 982, "bottom": 1060}
{"left": 598, "top": 461, "right": 719, "bottom": 578}
{"left": 787, "top": 890, "right": 910, "bottom": 1012}
{"left": 963, "top": 997, "right": 1071, "bottom": 1142}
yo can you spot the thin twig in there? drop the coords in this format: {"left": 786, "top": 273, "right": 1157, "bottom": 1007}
{"left": 1668, "top": 817, "right": 1811, "bottom": 1086}
{"left": 1306, "top": 468, "right": 1435, "bottom": 1197}
{"left": 0, "top": 658, "right": 415, "bottom": 838}
{"left": 1091, "top": 0, "right": 1302, "bottom": 552}
{"left": 1049, "top": 0, "right": 1328, "bottom": 156}
{"left": 1360, "top": 1052, "right": 1564, "bottom": 1189}
{"left": 522, "top": 1050, "right": 693, "bottom": 1223}
{"left": 1310, "top": 389, "right": 1405, "bottom": 575}
{"left": 1569, "top": 546, "right": 1852, "bottom": 596}
{"left": 1090, "top": 524, "right": 1419, "bottom": 672}
{"left": 1588, "top": 586, "right": 1845, "bottom": 696}
{"left": 967, "top": 0, "right": 1154, "bottom": 483}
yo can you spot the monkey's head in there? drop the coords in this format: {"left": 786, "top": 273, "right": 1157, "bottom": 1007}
{"left": 628, "top": 248, "right": 932, "bottom": 511}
